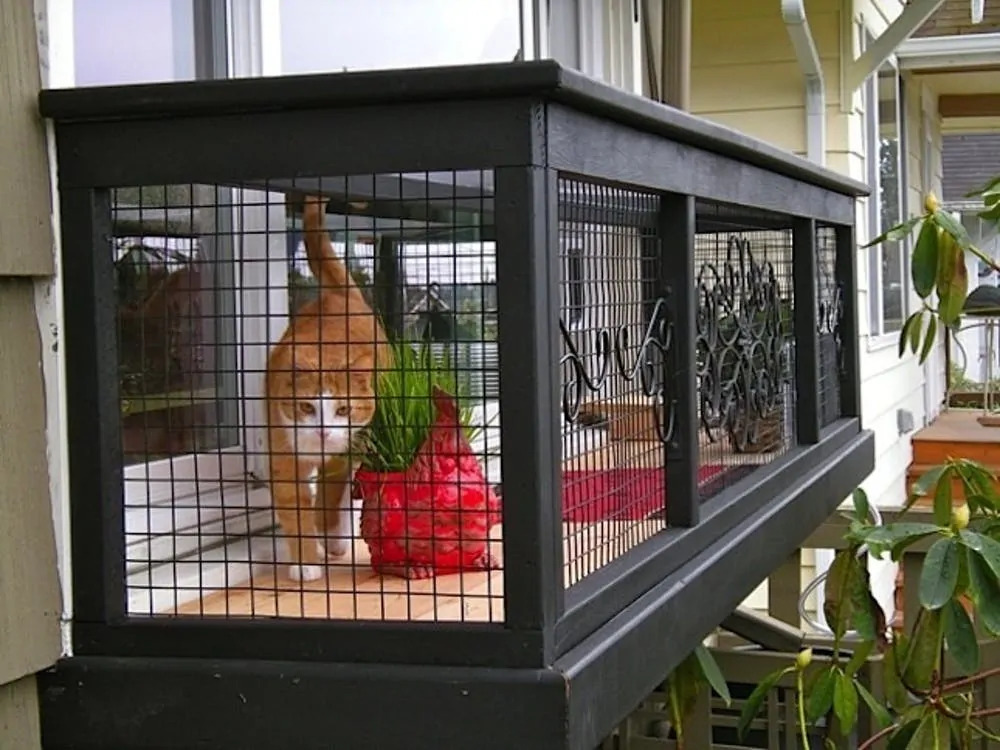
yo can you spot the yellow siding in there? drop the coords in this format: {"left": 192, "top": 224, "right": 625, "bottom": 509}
{"left": 691, "top": 0, "right": 844, "bottom": 157}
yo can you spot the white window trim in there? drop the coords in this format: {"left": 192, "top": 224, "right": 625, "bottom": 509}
{"left": 864, "top": 41, "right": 907, "bottom": 346}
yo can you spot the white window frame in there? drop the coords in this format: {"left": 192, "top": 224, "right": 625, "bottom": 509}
{"left": 863, "top": 38, "right": 907, "bottom": 342}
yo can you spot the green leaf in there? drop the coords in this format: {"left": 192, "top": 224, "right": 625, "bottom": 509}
{"left": 943, "top": 598, "right": 979, "bottom": 675}
{"left": 844, "top": 639, "right": 875, "bottom": 678}
{"left": 919, "top": 314, "right": 937, "bottom": 365}
{"left": 859, "top": 523, "right": 941, "bottom": 560}
{"left": 919, "top": 537, "right": 960, "bottom": 610}
{"left": 833, "top": 670, "right": 858, "bottom": 734}
{"left": 852, "top": 487, "right": 871, "bottom": 523}
{"left": 911, "top": 220, "right": 941, "bottom": 298}
{"left": 966, "top": 548, "right": 1000, "bottom": 636}
{"left": 904, "top": 713, "right": 942, "bottom": 750}
{"left": 958, "top": 530, "right": 1000, "bottom": 580}
{"left": 907, "top": 466, "right": 949, "bottom": 508}
{"left": 736, "top": 667, "right": 789, "bottom": 741}
{"left": 863, "top": 215, "right": 924, "bottom": 247}
{"left": 900, "top": 311, "right": 922, "bottom": 358}
{"left": 933, "top": 208, "right": 973, "bottom": 251}
{"left": 965, "top": 175, "right": 1000, "bottom": 198}
{"left": 902, "top": 608, "right": 943, "bottom": 692}
{"left": 806, "top": 667, "right": 837, "bottom": 723}
{"left": 883, "top": 639, "right": 909, "bottom": 712}
{"left": 886, "top": 718, "right": 920, "bottom": 750}
{"left": 909, "top": 311, "right": 924, "bottom": 354}
{"left": 935, "top": 228, "right": 969, "bottom": 326}
{"left": 823, "top": 548, "right": 858, "bottom": 640}
{"left": 692, "top": 644, "right": 731, "bottom": 706}
{"left": 855, "top": 679, "right": 893, "bottom": 730}
{"left": 932, "top": 466, "right": 953, "bottom": 526}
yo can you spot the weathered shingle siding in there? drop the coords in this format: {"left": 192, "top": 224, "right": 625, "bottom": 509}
{"left": 915, "top": 0, "right": 1000, "bottom": 36}
{"left": 942, "top": 133, "right": 1000, "bottom": 203}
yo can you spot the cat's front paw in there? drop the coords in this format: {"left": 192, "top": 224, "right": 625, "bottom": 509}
{"left": 325, "top": 537, "right": 350, "bottom": 558}
{"left": 288, "top": 563, "right": 323, "bottom": 582}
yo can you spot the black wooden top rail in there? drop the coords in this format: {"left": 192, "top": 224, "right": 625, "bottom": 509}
{"left": 39, "top": 59, "right": 869, "bottom": 199}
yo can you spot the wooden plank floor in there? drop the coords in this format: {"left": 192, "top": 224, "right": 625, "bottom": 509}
{"left": 166, "top": 437, "right": 774, "bottom": 623}
{"left": 171, "top": 519, "right": 665, "bottom": 622}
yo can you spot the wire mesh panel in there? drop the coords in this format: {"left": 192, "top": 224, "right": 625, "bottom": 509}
{"left": 117, "top": 172, "right": 505, "bottom": 623}
{"left": 556, "top": 176, "right": 669, "bottom": 587}
{"left": 816, "top": 224, "right": 842, "bottom": 426}
{"left": 694, "top": 201, "right": 797, "bottom": 495}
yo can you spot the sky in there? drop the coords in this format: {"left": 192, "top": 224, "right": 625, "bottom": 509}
{"left": 73, "top": 0, "right": 521, "bottom": 86}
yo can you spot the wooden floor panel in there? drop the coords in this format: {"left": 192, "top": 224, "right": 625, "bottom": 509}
{"left": 172, "top": 519, "right": 665, "bottom": 622}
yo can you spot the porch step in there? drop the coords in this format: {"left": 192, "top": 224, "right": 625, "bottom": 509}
{"left": 903, "top": 462, "right": 1000, "bottom": 508}
{"left": 906, "top": 409, "right": 1000, "bottom": 510}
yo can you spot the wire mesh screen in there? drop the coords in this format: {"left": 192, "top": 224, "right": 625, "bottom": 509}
{"left": 694, "top": 201, "right": 797, "bottom": 494}
{"left": 116, "top": 173, "right": 505, "bottom": 623}
{"left": 816, "top": 224, "right": 842, "bottom": 426}
{"left": 556, "top": 176, "right": 669, "bottom": 587}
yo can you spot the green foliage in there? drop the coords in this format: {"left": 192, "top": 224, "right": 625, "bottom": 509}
{"left": 358, "top": 339, "right": 477, "bottom": 473}
{"left": 662, "top": 644, "right": 731, "bottom": 749}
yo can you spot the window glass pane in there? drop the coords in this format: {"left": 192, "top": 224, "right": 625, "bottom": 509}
{"left": 73, "top": 0, "right": 224, "bottom": 86}
{"left": 116, "top": 186, "right": 240, "bottom": 466}
{"left": 278, "top": 0, "right": 522, "bottom": 75}
{"left": 878, "top": 67, "right": 904, "bottom": 334}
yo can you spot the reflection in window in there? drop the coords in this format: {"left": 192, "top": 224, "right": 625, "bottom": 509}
{"left": 73, "top": 0, "right": 225, "bottom": 87}
{"left": 278, "top": 0, "right": 522, "bottom": 75}
{"left": 115, "top": 188, "right": 239, "bottom": 466}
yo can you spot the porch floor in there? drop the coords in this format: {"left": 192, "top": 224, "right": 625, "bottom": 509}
{"left": 170, "top": 520, "right": 662, "bottom": 622}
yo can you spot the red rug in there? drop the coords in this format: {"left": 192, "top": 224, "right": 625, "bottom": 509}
{"left": 561, "top": 465, "right": 726, "bottom": 524}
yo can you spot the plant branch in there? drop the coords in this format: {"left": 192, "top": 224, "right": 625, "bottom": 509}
{"left": 970, "top": 706, "right": 1000, "bottom": 721}
{"left": 942, "top": 666, "right": 1000, "bottom": 694}
{"left": 858, "top": 721, "right": 900, "bottom": 750}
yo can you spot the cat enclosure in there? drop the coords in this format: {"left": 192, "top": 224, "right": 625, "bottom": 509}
{"left": 38, "top": 61, "right": 874, "bottom": 750}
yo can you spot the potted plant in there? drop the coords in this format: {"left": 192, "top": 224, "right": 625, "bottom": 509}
{"left": 354, "top": 340, "right": 502, "bottom": 579}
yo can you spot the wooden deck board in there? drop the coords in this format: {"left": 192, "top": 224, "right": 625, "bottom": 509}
{"left": 171, "top": 519, "right": 666, "bottom": 621}
{"left": 914, "top": 408, "right": 1000, "bottom": 444}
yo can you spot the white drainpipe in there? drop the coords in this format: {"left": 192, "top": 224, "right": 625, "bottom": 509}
{"left": 782, "top": 0, "right": 826, "bottom": 165}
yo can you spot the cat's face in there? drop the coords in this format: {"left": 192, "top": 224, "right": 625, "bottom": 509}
{"left": 272, "top": 370, "right": 376, "bottom": 458}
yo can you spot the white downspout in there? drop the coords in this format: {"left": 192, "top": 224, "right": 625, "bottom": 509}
{"left": 782, "top": 0, "right": 826, "bottom": 165}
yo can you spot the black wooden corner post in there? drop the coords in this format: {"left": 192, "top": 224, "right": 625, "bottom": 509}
{"left": 835, "top": 224, "right": 861, "bottom": 419}
{"left": 59, "top": 187, "right": 127, "bottom": 626}
{"left": 494, "top": 164, "right": 563, "bottom": 661}
{"left": 661, "top": 193, "right": 698, "bottom": 527}
{"left": 793, "top": 217, "right": 821, "bottom": 444}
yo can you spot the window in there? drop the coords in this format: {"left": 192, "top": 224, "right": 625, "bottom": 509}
{"left": 865, "top": 52, "right": 906, "bottom": 337}
{"left": 72, "top": 0, "right": 226, "bottom": 86}
{"left": 277, "top": 0, "right": 523, "bottom": 75}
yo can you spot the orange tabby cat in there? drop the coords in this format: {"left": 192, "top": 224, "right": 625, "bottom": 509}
{"left": 266, "top": 195, "right": 388, "bottom": 582}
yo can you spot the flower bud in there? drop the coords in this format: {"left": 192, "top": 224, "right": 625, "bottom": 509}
{"left": 795, "top": 648, "right": 813, "bottom": 670}
{"left": 924, "top": 192, "right": 940, "bottom": 214}
{"left": 952, "top": 503, "right": 970, "bottom": 531}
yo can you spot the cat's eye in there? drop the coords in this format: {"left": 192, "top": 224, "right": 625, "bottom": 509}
{"left": 335, "top": 405, "right": 350, "bottom": 417}
{"left": 298, "top": 402, "right": 316, "bottom": 416}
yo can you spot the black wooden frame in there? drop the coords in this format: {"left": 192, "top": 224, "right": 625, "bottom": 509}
{"left": 38, "top": 60, "right": 874, "bottom": 750}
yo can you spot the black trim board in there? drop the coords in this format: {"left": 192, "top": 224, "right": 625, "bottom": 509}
{"left": 37, "top": 430, "right": 873, "bottom": 750}
{"left": 38, "top": 60, "right": 868, "bottom": 198}
{"left": 554, "top": 419, "right": 865, "bottom": 656}
{"left": 558, "top": 428, "right": 875, "bottom": 750}
{"left": 37, "top": 656, "right": 569, "bottom": 750}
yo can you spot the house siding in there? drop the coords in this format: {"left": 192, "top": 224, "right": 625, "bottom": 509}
{"left": 0, "top": 1, "right": 62, "bottom": 747}
{"left": 914, "top": 0, "right": 1000, "bottom": 37}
